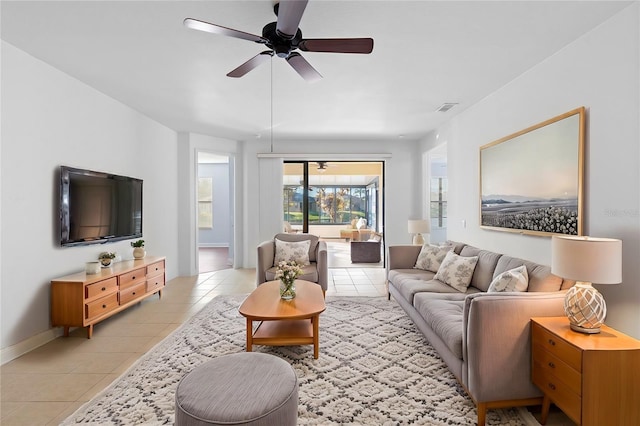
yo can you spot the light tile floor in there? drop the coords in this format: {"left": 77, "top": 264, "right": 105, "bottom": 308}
{"left": 0, "top": 267, "right": 572, "bottom": 425}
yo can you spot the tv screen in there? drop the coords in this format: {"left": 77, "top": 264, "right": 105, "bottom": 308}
{"left": 60, "top": 166, "right": 143, "bottom": 246}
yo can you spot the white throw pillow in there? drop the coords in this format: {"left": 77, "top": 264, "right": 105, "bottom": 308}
{"left": 434, "top": 251, "right": 479, "bottom": 292}
{"left": 274, "top": 239, "right": 311, "bottom": 266}
{"left": 488, "top": 265, "right": 529, "bottom": 292}
{"left": 414, "top": 245, "right": 452, "bottom": 272}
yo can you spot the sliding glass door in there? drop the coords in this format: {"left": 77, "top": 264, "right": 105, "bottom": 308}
{"left": 283, "top": 162, "right": 307, "bottom": 232}
{"left": 283, "top": 160, "right": 384, "bottom": 238}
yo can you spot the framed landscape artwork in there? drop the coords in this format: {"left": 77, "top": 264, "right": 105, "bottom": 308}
{"left": 480, "top": 107, "right": 585, "bottom": 236}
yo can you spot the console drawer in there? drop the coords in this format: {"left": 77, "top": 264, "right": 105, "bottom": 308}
{"left": 85, "top": 292, "right": 119, "bottom": 320}
{"left": 120, "top": 282, "right": 146, "bottom": 305}
{"left": 85, "top": 277, "right": 118, "bottom": 301}
{"left": 146, "top": 260, "right": 165, "bottom": 278}
{"left": 119, "top": 267, "right": 146, "bottom": 290}
{"left": 146, "top": 274, "right": 165, "bottom": 293}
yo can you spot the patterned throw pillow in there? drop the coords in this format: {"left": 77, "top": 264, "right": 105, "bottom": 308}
{"left": 414, "top": 245, "right": 452, "bottom": 272}
{"left": 488, "top": 265, "right": 529, "bottom": 292}
{"left": 274, "top": 239, "right": 311, "bottom": 266}
{"left": 434, "top": 251, "right": 479, "bottom": 292}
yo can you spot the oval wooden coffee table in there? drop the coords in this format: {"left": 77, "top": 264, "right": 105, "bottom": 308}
{"left": 239, "top": 280, "right": 326, "bottom": 359}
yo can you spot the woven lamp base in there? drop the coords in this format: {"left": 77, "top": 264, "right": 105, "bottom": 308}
{"left": 563, "top": 282, "right": 607, "bottom": 334}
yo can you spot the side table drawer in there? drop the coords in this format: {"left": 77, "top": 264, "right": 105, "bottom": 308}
{"left": 119, "top": 267, "right": 146, "bottom": 290}
{"left": 532, "top": 343, "right": 581, "bottom": 395}
{"left": 86, "top": 293, "right": 119, "bottom": 320}
{"left": 120, "top": 282, "right": 146, "bottom": 304}
{"left": 85, "top": 277, "right": 118, "bottom": 301}
{"left": 533, "top": 367, "right": 581, "bottom": 424}
{"left": 532, "top": 322, "right": 582, "bottom": 371}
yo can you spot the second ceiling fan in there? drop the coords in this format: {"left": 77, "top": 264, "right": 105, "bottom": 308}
{"left": 184, "top": 0, "right": 374, "bottom": 82}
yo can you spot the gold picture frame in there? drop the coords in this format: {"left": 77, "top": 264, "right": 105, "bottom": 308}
{"left": 479, "top": 107, "right": 585, "bottom": 236}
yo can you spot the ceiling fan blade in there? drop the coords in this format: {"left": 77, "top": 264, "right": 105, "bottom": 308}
{"left": 285, "top": 52, "right": 322, "bottom": 82}
{"left": 299, "top": 38, "right": 374, "bottom": 54}
{"left": 227, "top": 51, "right": 274, "bottom": 78}
{"left": 276, "top": 0, "right": 308, "bottom": 39}
{"left": 184, "top": 18, "right": 266, "bottom": 44}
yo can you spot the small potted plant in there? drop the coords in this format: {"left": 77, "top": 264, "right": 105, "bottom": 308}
{"left": 131, "top": 239, "right": 146, "bottom": 259}
{"left": 98, "top": 252, "right": 116, "bottom": 267}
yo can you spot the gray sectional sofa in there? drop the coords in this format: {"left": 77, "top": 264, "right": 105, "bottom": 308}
{"left": 386, "top": 242, "right": 574, "bottom": 426}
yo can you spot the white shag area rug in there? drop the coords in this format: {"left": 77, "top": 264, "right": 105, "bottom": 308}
{"left": 62, "top": 295, "right": 538, "bottom": 425}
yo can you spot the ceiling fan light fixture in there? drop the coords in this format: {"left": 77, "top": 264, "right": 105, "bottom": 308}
{"left": 436, "top": 103, "right": 459, "bottom": 113}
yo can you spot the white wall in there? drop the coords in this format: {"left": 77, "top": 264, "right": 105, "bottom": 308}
{"left": 432, "top": 4, "right": 640, "bottom": 337}
{"left": 0, "top": 42, "right": 180, "bottom": 351}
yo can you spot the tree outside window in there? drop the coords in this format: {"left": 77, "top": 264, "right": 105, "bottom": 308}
{"left": 286, "top": 185, "right": 368, "bottom": 225}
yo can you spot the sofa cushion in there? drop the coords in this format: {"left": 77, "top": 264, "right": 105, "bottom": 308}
{"left": 388, "top": 269, "right": 436, "bottom": 284}
{"left": 273, "top": 233, "right": 319, "bottom": 262}
{"left": 414, "top": 245, "right": 452, "bottom": 272}
{"left": 413, "top": 295, "right": 464, "bottom": 359}
{"left": 441, "top": 240, "right": 467, "bottom": 254}
{"left": 459, "top": 246, "right": 503, "bottom": 292}
{"left": 494, "top": 256, "right": 562, "bottom": 292}
{"left": 266, "top": 263, "right": 318, "bottom": 283}
{"left": 434, "top": 251, "right": 479, "bottom": 292}
{"left": 488, "top": 265, "right": 529, "bottom": 292}
{"left": 275, "top": 239, "right": 310, "bottom": 265}
{"left": 395, "top": 278, "right": 460, "bottom": 305}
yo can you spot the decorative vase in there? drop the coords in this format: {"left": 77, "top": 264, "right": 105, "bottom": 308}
{"left": 100, "top": 258, "right": 112, "bottom": 267}
{"left": 279, "top": 279, "right": 296, "bottom": 300}
{"left": 86, "top": 261, "right": 101, "bottom": 274}
{"left": 133, "top": 247, "right": 146, "bottom": 259}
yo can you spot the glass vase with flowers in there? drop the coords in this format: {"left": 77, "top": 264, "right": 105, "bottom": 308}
{"left": 274, "top": 260, "right": 303, "bottom": 300}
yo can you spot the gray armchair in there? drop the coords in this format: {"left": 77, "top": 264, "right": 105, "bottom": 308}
{"left": 257, "top": 233, "right": 328, "bottom": 294}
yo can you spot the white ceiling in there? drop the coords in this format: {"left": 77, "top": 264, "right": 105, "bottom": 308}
{"left": 1, "top": 1, "right": 630, "bottom": 142}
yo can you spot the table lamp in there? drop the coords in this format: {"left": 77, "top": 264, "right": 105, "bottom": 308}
{"left": 408, "top": 219, "right": 430, "bottom": 245}
{"left": 551, "top": 235, "right": 622, "bottom": 334}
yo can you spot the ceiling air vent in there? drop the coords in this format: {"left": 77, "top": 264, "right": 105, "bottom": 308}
{"left": 436, "top": 103, "right": 458, "bottom": 113}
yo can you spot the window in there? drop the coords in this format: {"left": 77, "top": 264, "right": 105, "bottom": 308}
{"left": 198, "top": 177, "right": 213, "bottom": 228}
{"left": 430, "top": 177, "right": 447, "bottom": 228}
{"left": 287, "top": 185, "right": 369, "bottom": 225}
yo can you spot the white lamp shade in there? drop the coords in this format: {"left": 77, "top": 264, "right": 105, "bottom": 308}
{"left": 408, "top": 219, "right": 430, "bottom": 234}
{"left": 551, "top": 236, "right": 622, "bottom": 284}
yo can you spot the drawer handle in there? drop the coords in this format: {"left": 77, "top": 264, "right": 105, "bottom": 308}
{"left": 102, "top": 304, "right": 107, "bottom": 309}
{"left": 548, "top": 362, "right": 555, "bottom": 369}
{"left": 101, "top": 287, "right": 106, "bottom": 291}
{"left": 548, "top": 383, "right": 556, "bottom": 391}
{"left": 155, "top": 267, "right": 158, "bottom": 271}
{"left": 132, "top": 276, "right": 135, "bottom": 280}
{"left": 548, "top": 339, "right": 556, "bottom": 346}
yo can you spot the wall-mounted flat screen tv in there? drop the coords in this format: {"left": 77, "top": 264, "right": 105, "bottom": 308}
{"left": 60, "top": 166, "right": 143, "bottom": 247}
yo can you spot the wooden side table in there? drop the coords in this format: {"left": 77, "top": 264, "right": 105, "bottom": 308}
{"left": 531, "top": 317, "right": 640, "bottom": 425}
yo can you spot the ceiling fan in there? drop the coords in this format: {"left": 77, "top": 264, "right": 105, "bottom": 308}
{"left": 184, "top": 0, "right": 374, "bottom": 82}
{"left": 316, "top": 161, "right": 331, "bottom": 172}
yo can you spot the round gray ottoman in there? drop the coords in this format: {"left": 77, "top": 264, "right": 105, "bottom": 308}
{"left": 175, "top": 352, "right": 298, "bottom": 426}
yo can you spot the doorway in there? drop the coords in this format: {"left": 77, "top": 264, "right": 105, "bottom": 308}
{"left": 197, "top": 152, "right": 234, "bottom": 273}
{"left": 425, "top": 145, "right": 448, "bottom": 244}
{"left": 283, "top": 161, "right": 385, "bottom": 267}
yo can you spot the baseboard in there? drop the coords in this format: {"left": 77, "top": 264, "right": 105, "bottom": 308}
{"left": 198, "top": 243, "right": 229, "bottom": 248}
{"left": 0, "top": 327, "right": 64, "bottom": 365}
